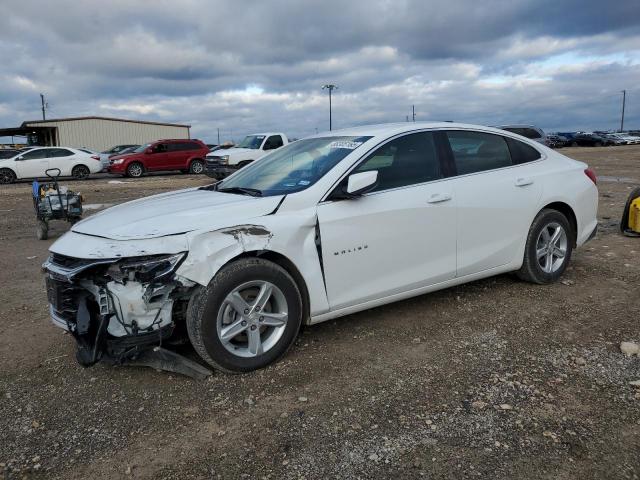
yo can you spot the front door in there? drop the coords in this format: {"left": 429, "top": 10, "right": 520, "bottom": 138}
{"left": 15, "top": 149, "right": 49, "bottom": 178}
{"left": 317, "top": 131, "right": 457, "bottom": 311}
{"left": 147, "top": 143, "right": 170, "bottom": 170}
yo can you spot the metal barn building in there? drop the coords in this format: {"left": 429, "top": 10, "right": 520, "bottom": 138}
{"left": 0, "top": 116, "right": 191, "bottom": 152}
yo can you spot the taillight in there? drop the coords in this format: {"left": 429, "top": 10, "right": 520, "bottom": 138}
{"left": 91, "top": 155, "right": 100, "bottom": 161}
{"left": 584, "top": 168, "right": 597, "bottom": 185}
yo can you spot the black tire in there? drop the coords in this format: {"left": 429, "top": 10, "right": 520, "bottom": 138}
{"left": 517, "top": 209, "right": 573, "bottom": 284}
{"left": 238, "top": 160, "right": 253, "bottom": 169}
{"left": 189, "top": 159, "right": 205, "bottom": 174}
{"left": 36, "top": 220, "right": 49, "bottom": 240}
{"left": 126, "top": 162, "right": 144, "bottom": 178}
{"left": 594, "top": 142, "right": 602, "bottom": 147}
{"left": 187, "top": 258, "right": 303, "bottom": 373}
{"left": 71, "top": 165, "right": 90, "bottom": 180}
{"left": 0, "top": 168, "right": 16, "bottom": 184}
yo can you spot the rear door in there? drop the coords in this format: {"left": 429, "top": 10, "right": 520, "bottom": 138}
{"left": 15, "top": 148, "right": 50, "bottom": 178}
{"left": 317, "top": 131, "right": 457, "bottom": 310}
{"left": 46, "top": 148, "right": 76, "bottom": 175}
{"left": 442, "top": 130, "right": 543, "bottom": 277}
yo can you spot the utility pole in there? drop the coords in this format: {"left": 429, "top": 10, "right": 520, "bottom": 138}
{"left": 620, "top": 90, "right": 626, "bottom": 133}
{"left": 217, "top": 128, "right": 220, "bottom": 145}
{"left": 322, "top": 84, "right": 337, "bottom": 131}
{"left": 412, "top": 105, "right": 416, "bottom": 122}
{"left": 406, "top": 115, "right": 409, "bottom": 122}
{"left": 40, "top": 93, "right": 46, "bottom": 120}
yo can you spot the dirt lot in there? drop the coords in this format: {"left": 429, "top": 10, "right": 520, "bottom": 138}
{"left": 1, "top": 148, "right": 639, "bottom": 479}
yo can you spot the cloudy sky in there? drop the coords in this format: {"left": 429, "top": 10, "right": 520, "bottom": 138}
{"left": 1, "top": 0, "right": 639, "bottom": 143}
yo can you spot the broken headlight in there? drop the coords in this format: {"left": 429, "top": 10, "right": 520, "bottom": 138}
{"left": 107, "top": 253, "right": 186, "bottom": 284}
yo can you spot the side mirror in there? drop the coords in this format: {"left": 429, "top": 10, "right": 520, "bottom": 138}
{"left": 16, "top": 156, "right": 24, "bottom": 161}
{"left": 145, "top": 148, "right": 153, "bottom": 154}
{"left": 345, "top": 170, "right": 378, "bottom": 197}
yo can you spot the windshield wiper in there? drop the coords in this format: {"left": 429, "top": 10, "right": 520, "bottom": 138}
{"left": 217, "top": 187, "right": 263, "bottom": 197}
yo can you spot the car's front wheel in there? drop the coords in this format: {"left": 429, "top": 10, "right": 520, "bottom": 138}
{"left": 517, "top": 209, "right": 573, "bottom": 284}
{"left": 187, "top": 258, "right": 303, "bottom": 373}
{"left": 126, "top": 162, "right": 144, "bottom": 178}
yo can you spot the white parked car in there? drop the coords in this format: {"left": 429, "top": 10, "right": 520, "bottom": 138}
{"left": 205, "top": 132, "right": 288, "bottom": 178}
{"left": 0, "top": 147, "right": 102, "bottom": 184}
{"left": 609, "top": 133, "right": 640, "bottom": 145}
{"left": 44, "top": 123, "right": 598, "bottom": 373}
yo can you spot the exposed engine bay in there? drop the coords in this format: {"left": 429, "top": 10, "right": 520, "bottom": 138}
{"left": 43, "top": 252, "right": 209, "bottom": 376}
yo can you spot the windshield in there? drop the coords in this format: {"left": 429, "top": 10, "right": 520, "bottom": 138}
{"left": 218, "top": 136, "right": 372, "bottom": 197}
{"left": 132, "top": 143, "right": 151, "bottom": 153}
{"left": 238, "top": 135, "right": 266, "bottom": 149}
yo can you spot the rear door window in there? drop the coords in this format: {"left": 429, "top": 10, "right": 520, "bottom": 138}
{"left": 47, "top": 148, "right": 73, "bottom": 158}
{"left": 446, "top": 131, "right": 512, "bottom": 175}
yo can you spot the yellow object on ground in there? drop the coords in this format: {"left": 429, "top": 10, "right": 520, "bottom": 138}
{"left": 629, "top": 198, "right": 640, "bottom": 233}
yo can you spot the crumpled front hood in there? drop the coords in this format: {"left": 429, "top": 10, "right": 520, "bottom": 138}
{"left": 71, "top": 188, "right": 283, "bottom": 240}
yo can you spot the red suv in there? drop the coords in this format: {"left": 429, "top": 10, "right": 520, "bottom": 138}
{"left": 107, "top": 139, "right": 209, "bottom": 177}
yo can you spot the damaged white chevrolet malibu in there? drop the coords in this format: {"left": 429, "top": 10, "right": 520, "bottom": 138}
{"left": 43, "top": 123, "right": 598, "bottom": 373}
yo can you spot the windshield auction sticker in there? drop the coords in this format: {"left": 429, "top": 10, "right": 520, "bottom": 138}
{"left": 329, "top": 141, "right": 363, "bottom": 150}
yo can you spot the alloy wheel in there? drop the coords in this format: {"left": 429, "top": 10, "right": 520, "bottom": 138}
{"left": 191, "top": 161, "right": 204, "bottom": 174}
{"left": 536, "top": 222, "right": 568, "bottom": 274}
{"left": 128, "top": 163, "right": 143, "bottom": 177}
{"left": 0, "top": 169, "right": 15, "bottom": 184}
{"left": 216, "top": 280, "right": 288, "bottom": 358}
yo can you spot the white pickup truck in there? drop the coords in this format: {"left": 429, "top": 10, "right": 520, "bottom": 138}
{"left": 205, "top": 132, "right": 289, "bottom": 178}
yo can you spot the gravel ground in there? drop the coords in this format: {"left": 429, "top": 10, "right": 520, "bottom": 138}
{"left": 1, "top": 147, "right": 639, "bottom": 479}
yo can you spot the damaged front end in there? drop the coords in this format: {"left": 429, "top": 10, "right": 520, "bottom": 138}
{"left": 43, "top": 252, "right": 196, "bottom": 368}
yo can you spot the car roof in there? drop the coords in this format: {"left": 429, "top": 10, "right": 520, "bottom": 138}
{"left": 308, "top": 122, "right": 526, "bottom": 141}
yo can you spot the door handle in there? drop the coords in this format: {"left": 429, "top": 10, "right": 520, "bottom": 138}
{"left": 427, "top": 193, "right": 452, "bottom": 204}
{"left": 515, "top": 177, "right": 534, "bottom": 187}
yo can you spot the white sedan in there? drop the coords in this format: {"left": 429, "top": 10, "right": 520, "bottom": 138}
{"left": 44, "top": 123, "right": 598, "bottom": 373}
{"left": 0, "top": 147, "right": 102, "bottom": 184}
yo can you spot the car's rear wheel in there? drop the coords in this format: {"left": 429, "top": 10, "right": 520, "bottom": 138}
{"left": 0, "top": 168, "right": 16, "bottom": 184}
{"left": 189, "top": 159, "right": 204, "bottom": 174}
{"left": 71, "top": 165, "right": 90, "bottom": 180}
{"left": 187, "top": 258, "right": 303, "bottom": 373}
{"left": 517, "top": 209, "right": 573, "bottom": 284}
{"left": 126, "top": 162, "right": 144, "bottom": 178}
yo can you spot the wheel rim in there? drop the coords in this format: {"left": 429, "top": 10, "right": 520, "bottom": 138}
{"left": 216, "top": 280, "right": 288, "bottom": 358}
{"left": 536, "top": 222, "right": 568, "bottom": 274}
{"left": 192, "top": 161, "right": 203, "bottom": 174}
{"left": 129, "top": 164, "right": 142, "bottom": 177}
{"left": 74, "top": 166, "right": 89, "bottom": 179}
{"left": 0, "top": 170, "right": 13, "bottom": 184}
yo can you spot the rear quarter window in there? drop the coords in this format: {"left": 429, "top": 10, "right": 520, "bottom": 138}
{"left": 506, "top": 138, "right": 542, "bottom": 164}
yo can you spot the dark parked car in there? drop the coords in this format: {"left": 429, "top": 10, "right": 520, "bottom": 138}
{"left": 568, "top": 133, "right": 614, "bottom": 147}
{"left": 107, "top": 139, "right": 209, "bottom": 177}
{"left": 0, "top": 149, "right": 19, "bottom": 159}
{"left": 496, "top": 125, "right": 547, "bottom": 145}
{"left": 546, "top": 135, "right": 569, "bottom": 148}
